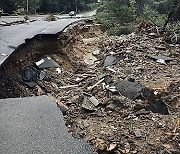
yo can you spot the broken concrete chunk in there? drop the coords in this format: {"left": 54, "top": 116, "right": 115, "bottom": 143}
{"left": 115, "top": 80, "right": 145, "bottom": 100}
{"left": 82, "top": 97, "right": 96, "bottom": 111}
{"left": 88, "top": 96, "right": 100, "bottom": 107}
{"left": 149, "top": 55, "right": 174, "bottom": 62}
{"left": 146, "top": 100, "right": 169, "bottom": 115}
{"left": 24, "top": 81, "right": 37, "bottom": 88}
{"left": 35, "top": 57, "right": 60, "bottom": 69}
{"left": 156, "top": 59, "right": 166, "bottom": 64}
{"left": 39, "top": 71, "right": 46, "bottom": 80}
{"left": 22, "top": 68, "right": 37, "bottom": 82}
{"left": 82, "top": 95, "right": 99, "bottom": 111}
{"left": 104, "top": 55, "right": 124, "bottom": 67}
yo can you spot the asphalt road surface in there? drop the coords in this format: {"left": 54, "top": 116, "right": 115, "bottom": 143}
{"left": 0, "top": 96, "right": 97, "bottom": 154}
{"left": 0, "top": 15, "right": 87, "bottom": 65}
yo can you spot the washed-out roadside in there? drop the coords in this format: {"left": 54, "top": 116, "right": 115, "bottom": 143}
{"left": 0, "top": 16, "right": 179, "bottom": 154}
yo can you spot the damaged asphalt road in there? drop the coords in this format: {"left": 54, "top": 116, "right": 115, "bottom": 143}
{"left": 0, "top": 17, "right": 84, "bottom": 65}
{"left": 0, "top": 16, "right": 179, "bottom": 153}
{"left": 0, "top": 15, "right": 98, "bottom": 154}
{"left": 0, "top": 96, "right": 97, "bottom": 154}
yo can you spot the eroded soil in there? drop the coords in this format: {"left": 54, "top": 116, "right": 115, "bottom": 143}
{"left": 0, "top": 21, "right": 179, "bottom": 153}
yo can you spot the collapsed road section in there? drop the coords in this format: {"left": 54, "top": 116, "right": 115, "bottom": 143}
{"left": 0, "top": 17, "right": 85, "bottom": 65}
{"left": 0, "top": 17, "right": 92, "bottom": 97}
{"left": 0, "top": 17, "right": 179, "bottom": 153}
{"left": 0, "top": 17, "right": 98, "bottom": 154}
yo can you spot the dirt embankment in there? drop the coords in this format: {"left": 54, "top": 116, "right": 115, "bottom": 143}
{"left": 0, "top": 20, "right": 179, "bottom": 153}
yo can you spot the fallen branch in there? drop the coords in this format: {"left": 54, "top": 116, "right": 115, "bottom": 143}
{"left": 58, "top": 84, "right": 79, "bottom": 89}
{"left": 87, "top": 78, "right": 104, "bottom": 90}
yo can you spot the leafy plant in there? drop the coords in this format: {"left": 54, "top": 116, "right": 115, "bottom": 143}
{"left": 107, "top": 25, "right": 132, "bottom": 36}
{"left": 95, "top": 0, "right": 135, "bottom": 35}
{"left": 136, "top": 5, "right": 166, "bottom": 26}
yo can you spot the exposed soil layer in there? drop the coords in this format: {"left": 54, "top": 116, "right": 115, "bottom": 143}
{"left": 0, "top": 21, "right": 179, "bottom": 153}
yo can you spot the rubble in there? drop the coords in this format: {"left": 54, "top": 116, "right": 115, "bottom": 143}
{"left": 0, "top": 18, "right": 36, "bottom": 26}
{"left": 35, "top": 56, "right": 60, "bottom": 69}
{"left": 82, "top": 97, "right": 96, "bottom": 111}
{"left": 115, "top": 79, "right": 145, "bottom": 100}
{"left": 103, "top": 55, "right": 124, "bottom": 67}
{"left": 0, "top": 21, "right": 179, "bottom": 153}
{"left": 149, "top": 55, "right": 174, "bottom": 64}
{"left": 44, "top": 14, "right": 57, "bottom": 21}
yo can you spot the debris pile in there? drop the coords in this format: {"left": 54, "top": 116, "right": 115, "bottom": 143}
{"left": 44, "top": 14, "right": 58, "bottom": 21}
{"left": 0, "top": 17, "right": 36, "bottom": 26}
{"left": 1, "top": 21, "right": 180, "bottom": 153}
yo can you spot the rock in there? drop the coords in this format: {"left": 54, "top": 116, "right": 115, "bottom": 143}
{"left": 84, "top": 53, "right": 97, "bottom": 65}
{"left": 93, "top": 49, "right": 100, "bottom": 56}
{"left": 44, "top": 14, "right": 57, "bottom": 21}
{"left": 107, "top": 143, "right": 117, "bottom": 151}
{"left": 106, "top": 103, "right": 116, "bottom": 111}
{"left": 105, "top": 96, "right": 126, "bottom": 110}
{"left": 94, "top": 138, "right": 107, "bottom": 151}
{"left": 124, "top": 143, "right": 130, "bottom": 153}
{"left": 115, "top": 80, "right": 145, "bottom": 100}
{"left": 104, "top": 55, "right": 124, "bottom": 67}
{"left": 82, "top": 97, "right": 96, "bottom": 111}
{"left": 134, "top": 129, "right": 142, "bottom": 138}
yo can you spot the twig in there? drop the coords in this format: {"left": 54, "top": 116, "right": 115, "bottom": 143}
{"left": 87, "top": 78, "right": 104, "bottom": 90}
{"left": 58, "top": 84, "right": 79, "bottom": 89}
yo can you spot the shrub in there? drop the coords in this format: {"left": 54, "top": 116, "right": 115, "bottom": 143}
{"left": 107, "top": 1, "right": 135, "bottom": 23}
{"left": 107, "top": 25, "right": 132, "bottom": 36}
{"left": 136, "top": 5, "right": 166, "bottom": 26}
{"left": 96, "top": 12, "right": 113, "bottom": 29}
{"left": 95, "top": 0, "right": 135, "bottom": 36}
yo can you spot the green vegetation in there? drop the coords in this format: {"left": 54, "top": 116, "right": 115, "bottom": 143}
{"left": 96, "top": 0, "right": 135, "bottom": 35}
{"left": 136, "top": 5, "right": 166, "bottom": 26}
{"left": 0, "top": 0, "right": 99, "bottom": 14}
{"left": 107, "top": 25, "right": 132, "bottom": 36}
{"left": 95, "top": 0, "right": 180, "bottom": 36}
{"left": 1, "top": 0, "right": 179, "bottom": 38}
